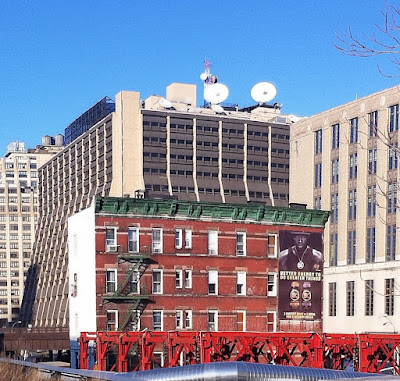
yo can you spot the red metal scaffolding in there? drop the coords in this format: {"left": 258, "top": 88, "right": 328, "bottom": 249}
{"left": 79, "top": 331, "right": 400, "bottom": 374}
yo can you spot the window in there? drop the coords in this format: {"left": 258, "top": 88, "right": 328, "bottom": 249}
{"left": 330, "top": 233, "right": 338, "bottom": 266}
{"left": 175, "top": 229, "right": 192, "bottom": 249}
{"left": 185, "top": 310, "right": 192, "bottom": 329}
{"left": 105, "top": 227, "right": 117, "bottom": 252}
{"left": 389, "top": 144, "right": 398, "bottom": 170}
{"left": 347, "top": 231, "right": 356, "bottom": 265}
{"left": 236, "top": 271, "right": 246, "bottom": 295}
{"left": 152, "top": 228, "right": 163, "bottom": 253}
{"left": 387, "top": 224, "right": 396, "bottom": 261}
{"left": 208, "top": 230, "right": 218, "bottom": 255}
{"left": 367, "top": 185, "right": 376, "bottom": 217}
{"left": 267, "top": 273, "right": 277, "bottom": 297}
{"left": 268, "top": 234, "right": 278, "bottom": 258}
{"left": 350, "top": 117, "right": 358, "bottom": 143}
{"left": 175, "top": 269, "right": 183, "bottom": 288}
{"left": 107, "top": 310, "right": 118, "bottom": 331}
{"left": 152, "top": 270, "right": 163, "bottom": 294}
{"left": 314, "top": 163, "right": 322, "bottom": 188}
{"left": 389, "top": 104, "right": 399, "bottom": 132}
{"left": 175, "top": 310, "right": 183, "bottom": 329}
{"left": 348, "top": 189, "right": 357, "bottom": 220}
{"left": 153, "top": 310, "right": 163, "bottom": 331}
{"left": 128, "top": 227, "right": 139, "bottom": 253}
{"left": 106, "top": 269, "right": 117, "bottom": 293}
{"left": 368, "top": 149, "right": 377, "bottom": 174}
{"left": 236, "top": 232, "right": 246, "bottom": 256}
{"left": 385, "top": 278, "right": 395, "bottom": 316}
{"left": 349, "top": 153, "right": 357, "bottom": 179}
{"left": 331, "top": 193, "right": 339, "bottom": 224}
{"left": 388, "top": 182, "right": 397, "bottom": 214}
{"left": 331, "top": 159, "right": 339, "bottom": 184}
{"left": 314, "top": 197, "right": 322, "bottom": 210}
{"left": 369, "top": 111, "right": 378, "bottom": 137}
{"left": 332, "top": 123, "right": 340, "bottom": 149}
{"left": 237, "top": 310, "right": 246, "bottom": 331}
{"left": 184, "top": 269, "right": 192, "bottom": 288}
{"left": 315, "top": 129, "right": 323, "bottom": 154}
{"left": 346, "top": 281, "right": 355, "bottom": 316}
{"left": 366, "top": 228, "right": 376, "bottom": 263}
{"left": 129, "top": 271, "right": 140, "bottom": 294}
{"left": 365, "top": 280, "right": 374, "bottom": 316}
{"left": 208, "top": 310, "right": 218, "bottom": 331}
{"left": 208, "top": 270, "right": 218, "bottom": 295}
{"left": 266, "top": 311, "right": 276, "bottom": 332}
{"left": 329, "top": 282, "right": 337, "bottom": 316}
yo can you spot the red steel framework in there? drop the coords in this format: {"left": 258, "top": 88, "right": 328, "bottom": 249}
{"left": 79, "top": 331, "right": 400, "bottom": 374}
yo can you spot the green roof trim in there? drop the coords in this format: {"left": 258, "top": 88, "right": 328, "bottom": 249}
{"left": 94, "top": 197, "right": 330, "bottom": 228}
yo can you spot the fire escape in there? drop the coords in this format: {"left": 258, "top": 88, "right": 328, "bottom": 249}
{"left": 101, "top": 247, "right": 152, "bottom": 331}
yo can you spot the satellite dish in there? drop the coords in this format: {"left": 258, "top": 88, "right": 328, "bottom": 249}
{"left": 204, "top": 83, "right": 229, "bottom": 104}
{"left": 211, "top": 104, "right": 225, "bottom": 114}
{"left": 200, "top": 72, "right": 208, "bottom": 81}
{"left": 159, "top": 98, "right": 173, "bottom": 109}
{"left": 251, "top": 82, "right": 277, "bottom": 104}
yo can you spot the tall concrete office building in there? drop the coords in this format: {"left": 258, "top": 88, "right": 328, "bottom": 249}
{"left": 20, "top": 82, "right": 293, "bottom": 328}
{"left": 290, "top": 85, "right": 400, "bottom": 333}
{"left": 0, "top": 139, "right": 63, "bottom": 325}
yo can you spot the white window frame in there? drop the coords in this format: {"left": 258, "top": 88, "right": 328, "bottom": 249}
{"left": 208, "top": 230, "right": 218, "bottom": 255}
{"left": 107, "top": 310, "right": 118, "bottom": 331}
{"left": 153, "top": 310, "right": 163, "bottom": 331}
{"left": 267, "top": 234, "right": 278, "bottom": 258}
{"left": 131, "top": 310, "right": 141, "bottom": 331}
{"left": 236, "top": 271, "right": 246, "bottom": 296}
{"left": 152, "top": 228, "right": 163, "bottom": 253}
{"left": 236, "top": 232, "right": 246, "bottom": 256}
{"left": 175, "top": 309, "right": 183, "bottom": 329}
{"left": 129, "top": 271, "right": 140, "bottom": 294}
{"left": 185, "top": 310, "right": 192, "bottom": 329}
{"left": 152, "top": 269, "right": 163, "bottom": 294}
{"left": 208, "top": 310, "right": 218, "bottom": 331}
{"left": 106, "top": 269, "right": 117, "bottom": 293}
{"left": 175, "top": 269, "right": 183, "bottom": 288}
{"left": 267, "top": 311, "right": 277, "bottom": 332}
{"left": 175, "top": 229, "right": 183, "bottom": 249}
{"left": 184, "top": 269, "right": 192, "bottom": 289}
{"left": 237, "top": 310, "right": 246, "bottom": 332}
{"left": 184, "top": 229, "right": 192, "bottom": 249}
{"left": 105, "top": 227, "right": 117, "bottom": 252}
{"left": 208, "top": 270, "right": 218, "bottom": 295}
{"left": 128, "top": 227, "right": 139, "bottom": 253}
{"left": 267, "top": 272, "right": 277, "bottom": 297}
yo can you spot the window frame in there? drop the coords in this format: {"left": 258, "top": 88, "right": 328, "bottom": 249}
{"left": 208, "top": 270, "right": 218, "bottom": 295}
{"left": 208, "top": 310, "right": 218, "bottom": 331}
{"left": 267, "top": 234, "right": 278, "bottom": 258}
{"left": 105, "top": 227, "right": 117, "bottom": 252}
{"left": 152, "top": 228, "right": 163, "bottom": 253}
{"left": 107, "top": 310, "right": 118, "bottom": 331}
{"left": 152, "top": 269, "right": 163, "bottom": 294}
{"left": 106, "top": 268, "right": 117, "bottom": 293}
{"left": 267, "top": 272, "right": 277, "bottom": 297}
{"left": 128, "top": 227, "right": 139, "bottom": 253}
{"left": 236, "top": 271, "right": 246, "bottom": 296}
{"left": 153, "top": 310, "right": 163, "bottom": 331}
{"left": 236, "top": 232, "right": 246, "bottom": 256}
{"left": 208, "top": 230, "right": 218, "bottom": 255}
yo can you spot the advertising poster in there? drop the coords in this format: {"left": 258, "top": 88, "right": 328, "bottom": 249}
{"left": 278, "top": 231, "right": 323, "bottom": 320}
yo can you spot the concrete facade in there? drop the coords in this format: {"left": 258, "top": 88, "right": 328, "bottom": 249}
{"left": 290, "top": 85, "right": 400, "bottom": 333}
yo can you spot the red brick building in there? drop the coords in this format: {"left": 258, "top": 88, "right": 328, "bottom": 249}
{"left": 68, "top": 196, "right": 329, "bottom": 357}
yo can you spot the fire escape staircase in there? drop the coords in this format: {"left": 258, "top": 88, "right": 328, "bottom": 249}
{"left": 101, "top": 249, "right": 152, "bottom": 331}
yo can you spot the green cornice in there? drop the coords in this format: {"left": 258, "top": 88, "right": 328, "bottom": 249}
{"left": 94, "top": 197, "right": 330, "bottom": 228}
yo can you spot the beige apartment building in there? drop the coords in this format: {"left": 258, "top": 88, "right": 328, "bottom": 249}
{"left": 0, "top": 139, "right": 63, "bottom": 325}
{"left": 20, "top": 83, "right": 293, "bottom": 328}
{"left": 290, "top": 85, "right": 400, "bottom": 333}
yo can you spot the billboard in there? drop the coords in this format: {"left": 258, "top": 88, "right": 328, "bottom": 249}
{"left": 278, "top": 230, "right": 323, "bottom": 320}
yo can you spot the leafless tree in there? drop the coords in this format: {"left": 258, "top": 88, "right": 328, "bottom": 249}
{"left": 335, "top": 2, "right": 400, "bottom": 76}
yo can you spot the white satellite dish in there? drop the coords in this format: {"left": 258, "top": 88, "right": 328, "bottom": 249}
{"left": 204, "top": 83, "right": 229, "bottom": 105}
{"left": 251, "top": 82, "right": 277, "bottom": 104}
{"left": 200, "top": 72, "right": 208, "bottom": 81}
{"left": 211, "top": 104, "right": 225, "bottom": 114}
{"left": 159, "top": 98, "right": 173, "bottom": 109}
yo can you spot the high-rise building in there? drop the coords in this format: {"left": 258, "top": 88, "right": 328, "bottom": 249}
{"left": 20, "top": 82, "right": 293, "bottom": 328}
{"left": 290, "top": 85, "right": 400, "bottom": 333}
{"left": 0, "top": 138, "right": 63, "bottom": 325}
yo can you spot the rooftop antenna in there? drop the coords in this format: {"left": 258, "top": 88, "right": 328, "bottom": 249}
{"left": 251, "top": 82, "right": 277, "bottom": 105}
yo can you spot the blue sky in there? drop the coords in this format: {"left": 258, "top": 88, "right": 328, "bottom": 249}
{"left": 0, "top": 1, "right": 396, "bottom": 152}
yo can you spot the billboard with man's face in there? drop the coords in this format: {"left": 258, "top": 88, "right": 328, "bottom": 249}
{"left": 278, "top": 230, "right": 323, "bottom": 320}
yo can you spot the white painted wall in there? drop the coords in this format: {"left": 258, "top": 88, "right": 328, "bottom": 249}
{"left": 68, "top": 200, "right": 97, "bottom": 341}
